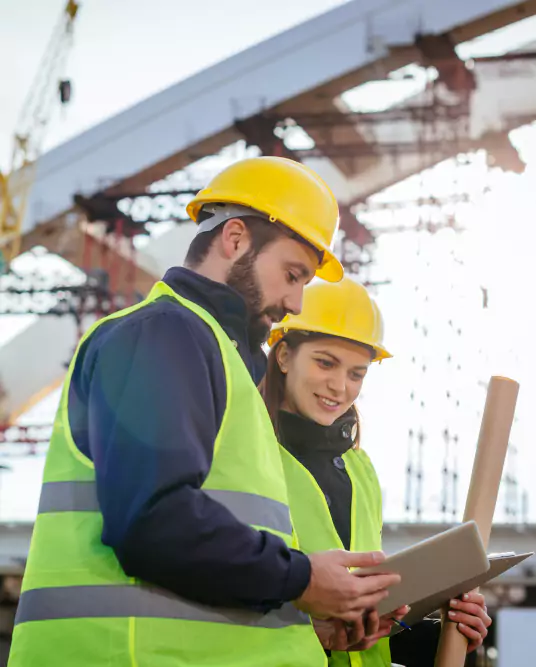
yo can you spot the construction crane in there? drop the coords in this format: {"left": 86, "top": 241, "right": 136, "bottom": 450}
{"left": 0, "top": 0, "right": 80, "bottom": 271}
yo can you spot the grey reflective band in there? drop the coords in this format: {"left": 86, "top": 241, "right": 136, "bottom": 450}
{"left": 197, "top": 203, "right": 271, "bottom": 234}
{"left": 15, "top": 585, "right": 310, "bottom": 629}
{"left": 205, "top": 488, "right": 292, "bottom": 536}
{"left": 38, "top": 481, "right": 99, "bottom": 514}
{"left": 38, "top": 482, "right": 292, "bottom": 535}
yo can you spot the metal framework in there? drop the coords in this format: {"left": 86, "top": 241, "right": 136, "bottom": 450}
{"left": 1, "top": 3, "right": 536, "bottom": 525}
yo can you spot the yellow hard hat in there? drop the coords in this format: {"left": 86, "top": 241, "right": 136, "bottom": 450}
{"left": 186, "top": 156, "right": 343, "bottom": 282}
{"left": 267, "top": 277, "right": 392, "bottom": 362}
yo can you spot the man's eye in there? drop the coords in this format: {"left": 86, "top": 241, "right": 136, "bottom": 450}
{"left": 316, "top": 358, "right": 333, "bottom": 369}
{"left": 288, "top": 272, "right": 299, "bottom": 284}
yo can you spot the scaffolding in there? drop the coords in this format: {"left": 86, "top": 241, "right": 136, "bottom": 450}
{"left": 1, "top": 40, "right": 533, "bottom": 521}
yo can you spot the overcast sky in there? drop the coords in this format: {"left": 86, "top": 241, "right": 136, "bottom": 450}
{"left": 0, "top": 0, "right": 348, "bottom": 170}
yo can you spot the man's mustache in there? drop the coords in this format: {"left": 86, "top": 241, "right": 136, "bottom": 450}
{"left": 258, "top": 307, "right": 287, "bottom": 324}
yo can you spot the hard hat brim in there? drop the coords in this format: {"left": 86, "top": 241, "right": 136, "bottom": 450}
{"left": 316, "top": 248, "right": 344, "bottom": 282}
{"left": 267, "top": 325, "right": 392, "bottom": 361}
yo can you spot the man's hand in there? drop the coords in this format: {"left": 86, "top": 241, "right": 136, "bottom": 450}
{"left": 312, "top": 618, "right": 349, "bottom": 651}
{"left": 295, "top": 550, "right": 401, "bottom": 621}
{"left": 346, "top": 605, "right": 410, "bottom": 652}
{"left": 448, "top": 591, "right": 492, "bottom": 653}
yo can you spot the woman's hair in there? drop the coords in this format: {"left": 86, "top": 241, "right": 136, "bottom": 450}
{"left": 259, "top": 331, "right": 367, "bottom": 445}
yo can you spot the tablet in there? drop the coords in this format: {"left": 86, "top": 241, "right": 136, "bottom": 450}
{"left": 355, "top": 521, "right": 489, "bottom": 617}
{"left": 389, "top": 551, "right": 534, "bottom": 635}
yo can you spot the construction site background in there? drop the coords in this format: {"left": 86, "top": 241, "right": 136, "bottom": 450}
{"left": 2, "top": 1, "right": 536, "bottom": 665}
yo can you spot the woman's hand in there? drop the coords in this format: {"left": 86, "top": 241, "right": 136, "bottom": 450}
{"left": 313, "top": 605, "right": 410, "bottom": 652}
{"left": 448, "top": 591, "right": 492, "bottom": 653}
{"left": 312, "top": 614, "right": 385, "bottom": 652}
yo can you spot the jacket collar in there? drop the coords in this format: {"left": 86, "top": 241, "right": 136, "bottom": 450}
{"left": 278, "top": 409, "right": 358, "bottom": 458}
{"left": 162, "top": 267, "right": 267, "bottom": 383}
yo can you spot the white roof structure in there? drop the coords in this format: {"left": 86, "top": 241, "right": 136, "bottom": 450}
{"left": 4, "top": 0, "right": 536, "bottom": 419}
{"left": 22, "top": 0, "right": 536, "bottom": 234}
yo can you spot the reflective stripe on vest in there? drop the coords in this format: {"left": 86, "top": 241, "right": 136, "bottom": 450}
{"left": 15, "top": 585, "right": 309, "bottom": 629}
{"left": 37, "top": 481, "right": 292, "bottom": 536}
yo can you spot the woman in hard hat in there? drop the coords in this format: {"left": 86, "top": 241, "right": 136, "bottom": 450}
{"left": 261, "top": 277, "right": 491, "bottom": 667}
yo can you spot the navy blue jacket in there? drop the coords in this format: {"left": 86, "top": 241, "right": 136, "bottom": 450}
{"left": 67, "top": 267, "right": 311, "bottom": 610}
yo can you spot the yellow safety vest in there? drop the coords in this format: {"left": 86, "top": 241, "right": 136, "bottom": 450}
{"left": 280, "top": 444, "right": 390, "bottom": 667}
{"left": 9, "top": 281, "right": 327, "bottom": 667}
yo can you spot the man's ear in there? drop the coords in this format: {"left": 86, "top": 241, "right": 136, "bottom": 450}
{"left": 219, "top": 218, "right": 251, "bottom": 260}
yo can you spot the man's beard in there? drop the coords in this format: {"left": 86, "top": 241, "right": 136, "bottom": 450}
{"left": 227, "top": 250, "right": 286, "bottom": 349}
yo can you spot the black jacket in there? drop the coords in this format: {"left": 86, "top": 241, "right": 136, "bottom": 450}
{"left": 67, "top": 267, "right": 310, "bottom": 610}
{"left": 278, "top": 409, "right": 356, "bottom": 550}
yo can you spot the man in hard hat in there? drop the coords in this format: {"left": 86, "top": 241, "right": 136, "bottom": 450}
{"left": 9, "top": 157, "right": 399, "bottom": 667}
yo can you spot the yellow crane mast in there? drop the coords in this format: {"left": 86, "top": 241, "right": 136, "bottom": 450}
{"left": 0, "top": 0, "right": 80, "bottom": 271}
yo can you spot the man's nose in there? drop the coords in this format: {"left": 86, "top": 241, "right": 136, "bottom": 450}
{"left": 283, "top": 286, "right": 304, "bottom": 316}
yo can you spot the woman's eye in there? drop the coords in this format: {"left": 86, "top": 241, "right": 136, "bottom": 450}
{"left": 350, "top": 373, "right": 364, "bottom": 382}
{"left": 287, "top": 272, "right": 299, "bottom": 284}
{"left": 316, "top": 359, "right": 333, "bottom": 368}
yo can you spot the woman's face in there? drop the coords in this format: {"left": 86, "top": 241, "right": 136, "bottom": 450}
{"left": 277, "top": 337, "right": 373, "bottom": 426}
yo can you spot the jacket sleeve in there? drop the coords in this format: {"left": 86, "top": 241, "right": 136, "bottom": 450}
{"left": 72, "top": 307, "right": 311, "bottom": 610}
